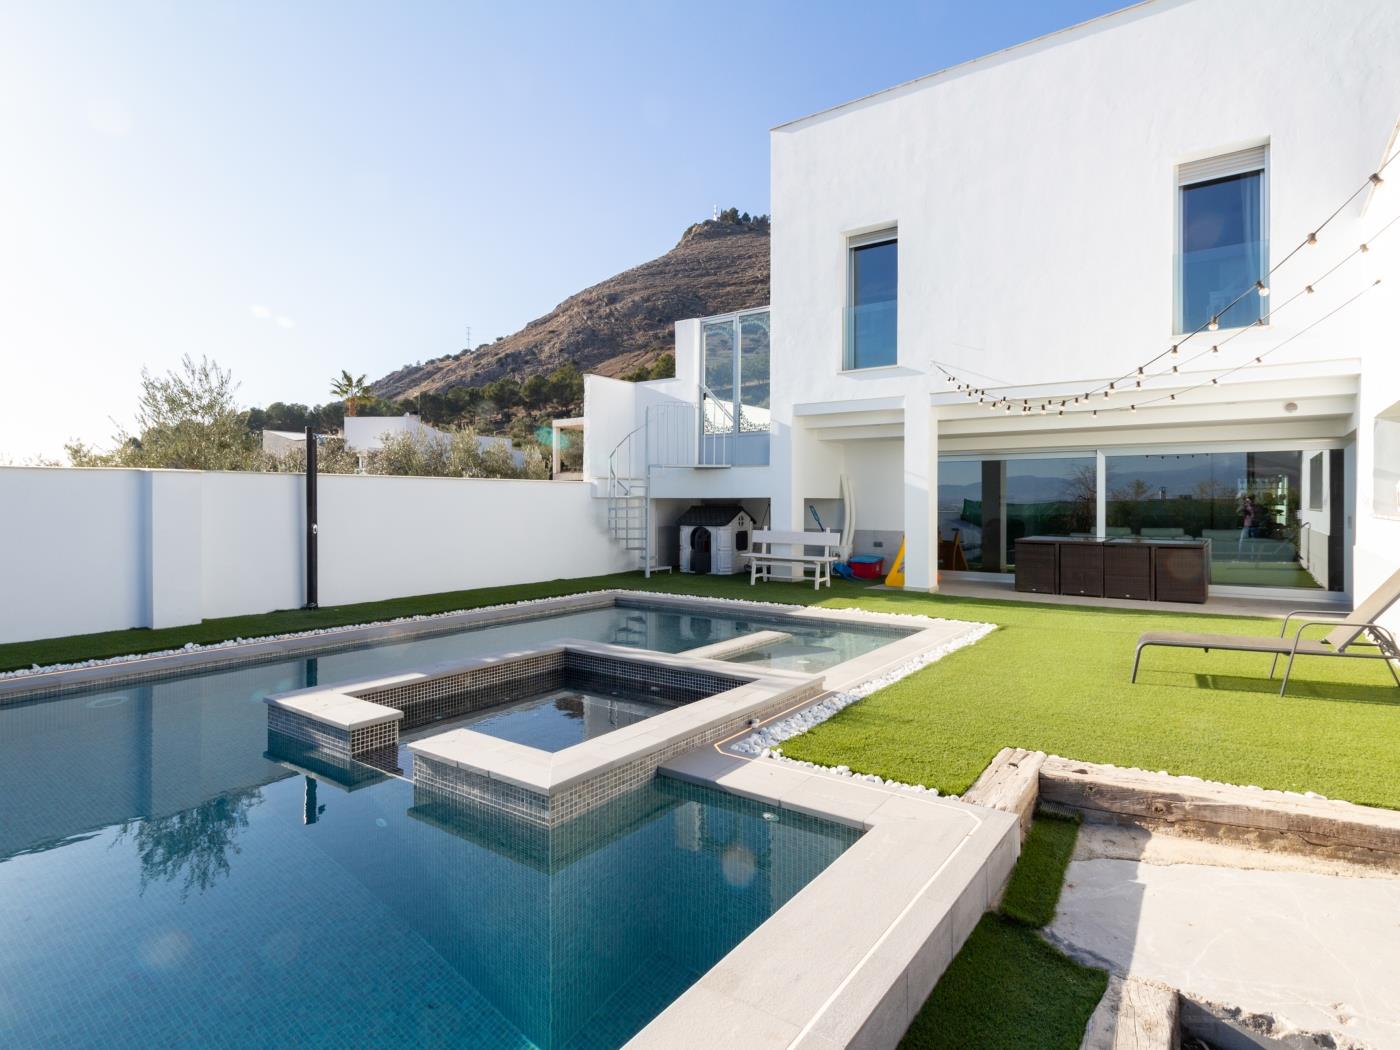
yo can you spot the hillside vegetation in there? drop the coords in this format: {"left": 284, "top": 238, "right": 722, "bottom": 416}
{"left": 370, "top": 211, "right": 770, "bottom": 406}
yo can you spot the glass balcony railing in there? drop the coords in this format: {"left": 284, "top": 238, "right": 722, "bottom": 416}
{"left": 843, "top": 300, "right": 897, "bottom": 370}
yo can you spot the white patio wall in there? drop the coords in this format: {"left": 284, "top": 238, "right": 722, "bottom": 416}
{"left": 1355, "top": 187, "right": 1400, "bottom": 631}
{"left": 0, "top": 467, "right": 630, "bottom": 645}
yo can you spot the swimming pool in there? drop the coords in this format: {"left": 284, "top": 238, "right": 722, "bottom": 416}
{"left": 0, "top": 597, "right": 896, "bottom": 1048}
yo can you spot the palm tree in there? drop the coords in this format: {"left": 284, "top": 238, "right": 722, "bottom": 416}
{"left": 330, "top": 370, "right": 372, "bottom": 416}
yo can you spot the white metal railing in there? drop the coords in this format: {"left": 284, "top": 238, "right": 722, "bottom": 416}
{"left": 605, "top": 391, "right": 746, "bottom": 577}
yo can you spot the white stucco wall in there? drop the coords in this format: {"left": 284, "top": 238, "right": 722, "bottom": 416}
{"left": 0, "top": 467, "right": 630, "bottom": 644}
{"left": 1354, "top": 180, "right": 1400, "bottom": 628}
{"left": 769, "top": 0, "right": 1400, "bottom": 415}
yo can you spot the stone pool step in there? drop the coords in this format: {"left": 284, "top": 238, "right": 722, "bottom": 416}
{"left": 639, "top": 749, "right": 1019, "bottom": 1050}
{"left": 679, "top": 629, "right": 793, "bottom": 661}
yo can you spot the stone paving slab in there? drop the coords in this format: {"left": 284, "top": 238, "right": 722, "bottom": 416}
{"left": 1048, "top": 834, "right": 1400, "bottom": 1050}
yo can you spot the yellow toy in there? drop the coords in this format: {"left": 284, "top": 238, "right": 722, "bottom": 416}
{"left": 884, "top": 537, "right": 906, "bottom": 588}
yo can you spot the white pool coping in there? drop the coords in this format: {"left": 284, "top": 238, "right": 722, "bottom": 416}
{"left": 634, "top": 747, "right": 1019, "bottom": 1049}
{"left": 0, "top": 588, "right": 974, "bottom": 703}
{"left": 265, "top": 689, "right": 403, "bottom": 731}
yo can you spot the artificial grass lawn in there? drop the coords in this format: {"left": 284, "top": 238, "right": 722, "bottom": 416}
{"left": 998, "top": 812, "right": 1081, "bottom": 929}
{"left": 899, "top": 813, "right": 1106, "bottom": 1050}
{"left": 0, "top": 575, "right": 632, "bottom": 673}
{"left": 7, "top": 571, "right": 1399, "bottom": 808}
{"left": 900, "top": 916, "right": 1105, "bottom": 1050}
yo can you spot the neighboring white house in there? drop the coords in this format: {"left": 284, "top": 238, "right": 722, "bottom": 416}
{"left": 579, "top": 0, "right": 1400, "bottom": 619}
{"left": 344, "top": 414, "right": 526, "bottom": 468}
{"left": 261, "top": 429, "right": 309, "bottom": 458}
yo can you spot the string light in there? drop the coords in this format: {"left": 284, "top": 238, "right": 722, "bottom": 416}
{"left": 928, "top": 146, "right": 1400, "bottom": 419}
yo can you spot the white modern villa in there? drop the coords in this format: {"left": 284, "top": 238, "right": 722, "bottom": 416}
{"left": 583, "top": 0, "right": 1400, "bottom": 614}
{"left": 6, "top": 3, "right": 1400, "bottom": 1049}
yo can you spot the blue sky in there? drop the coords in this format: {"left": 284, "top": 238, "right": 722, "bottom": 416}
{"left": 0, "top": 0, "right": 1126, "bottom": 459}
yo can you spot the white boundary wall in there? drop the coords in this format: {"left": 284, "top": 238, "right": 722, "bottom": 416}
{"left": 0, "top": 467, "right": 631, "bottom": 644}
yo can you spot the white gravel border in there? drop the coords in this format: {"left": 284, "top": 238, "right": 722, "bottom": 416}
{"left": 0, "top": 588, "right": 973, "bottom": 681}
{"left": 730, "top": 621, "right": 997, "bottom": 797}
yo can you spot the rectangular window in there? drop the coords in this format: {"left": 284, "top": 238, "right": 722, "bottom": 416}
{"left": 844, "top": 230, "right": 897, "bottom": 369}
{"left": 1177, "top": 147, "right": 1267, "bottom": 332}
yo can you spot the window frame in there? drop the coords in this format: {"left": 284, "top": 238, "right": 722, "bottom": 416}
{"left": 844, "top": 227, "right": 898, "bottom": 371}
{"left": 1175, "top": 146, "right": 1269, "bottom": 335}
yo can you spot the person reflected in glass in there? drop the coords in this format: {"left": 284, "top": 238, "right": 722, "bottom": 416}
{"left": 1239, "top": 494, "right": 1258, "bottom": 554}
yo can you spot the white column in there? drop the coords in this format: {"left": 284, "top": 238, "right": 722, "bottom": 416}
{"left": 1095, "top": 449, "right": 1107, "bottom": 538}
{"left": 902, "top": 388, "right": 939, "bottom": 591}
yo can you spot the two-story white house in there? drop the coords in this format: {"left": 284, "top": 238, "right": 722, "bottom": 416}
{"left": 580, "top": 0, "right": 1400, "bottom": 613}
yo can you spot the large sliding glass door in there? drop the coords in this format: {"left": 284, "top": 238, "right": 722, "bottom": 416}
{"left": 1105, "top": 451, "right": 1325, "bottom": 589}
{"left": 937, "top": 455, "right": 1096, "bottom": 572}
{"left": 938, "top": 446, "right": 1342, "bottom": 592}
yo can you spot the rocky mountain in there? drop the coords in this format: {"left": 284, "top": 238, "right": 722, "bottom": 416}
{"left": 371, "top": 215, "right": 770, "bottom": 399}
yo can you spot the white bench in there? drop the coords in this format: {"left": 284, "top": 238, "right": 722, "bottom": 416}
{"left": 749, "top": 530, "right": 840, "bottom": 590}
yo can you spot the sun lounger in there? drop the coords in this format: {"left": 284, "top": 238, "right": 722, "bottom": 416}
{"left": 1131, "top": 568, "right": 1400, "bottom": 695}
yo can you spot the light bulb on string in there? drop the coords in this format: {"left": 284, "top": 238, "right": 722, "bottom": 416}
{"left": 1255, "top": 280, "right": 1270, "bottom": 297}
{"left": 1208, "top": 316, "right": 1220, "bottom": 332}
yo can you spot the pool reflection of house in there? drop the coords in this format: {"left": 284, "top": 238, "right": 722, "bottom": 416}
{"left": 0, "top": 659, "right": 311, "bottom": 861}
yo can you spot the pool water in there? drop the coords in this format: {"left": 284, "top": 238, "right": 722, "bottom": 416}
{"left": 0, "top": 599, "right": 881, "bottom": 1048}
{"left": 445, "top": 688, "right": 678, "bottom": 753}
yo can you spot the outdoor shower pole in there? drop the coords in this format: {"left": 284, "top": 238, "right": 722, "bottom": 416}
{"left": 305, "top": 426, "right": 319, "bottom": 609}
